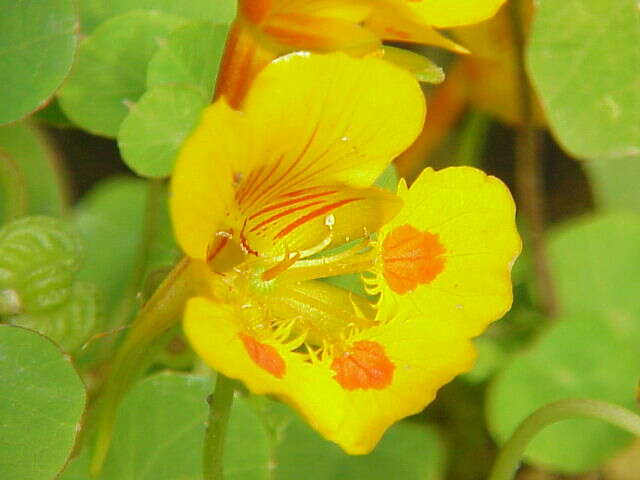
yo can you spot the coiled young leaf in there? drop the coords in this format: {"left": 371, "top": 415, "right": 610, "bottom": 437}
{"left": 12, "top": 282, "right": 102, "bottom": 352}
{"left": 0, "top": 216, "right": 103, "bottom": 352}
{"left": 0, "top": 216, "right": 82, "bottom": 313}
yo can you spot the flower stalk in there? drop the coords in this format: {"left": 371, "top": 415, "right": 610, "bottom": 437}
{"left": 488, "top": 399, "right": 640, "bottom": 480}
{"left": 203, "top": 375, "right": 236, "bottom": 480}
{"left": 91, "top": 257, "right": 205, "bottom": 475}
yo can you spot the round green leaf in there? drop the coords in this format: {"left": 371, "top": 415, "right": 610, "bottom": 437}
{"left": 79, "top": 0, "right": 236, "bottom": 33}
{"left": 147, "top": 21, "right": 230, "bottom": 97}
{"left": 58, "top": 11, "right": 186, "bottom": 137}
{"left": 118, "top": 84, "right": 207, "bottom": 177}
{"left": 0, "top": 325, "right": 86, "bottom": 480}
{"left": 275, "top": 407, "right": 446, "bottom": 479}
{"left": 0, "top": 122, "right": 68, "bottom": 223}
{"left": 60, "top": 374, "right": 270, "bottom": 480}
{"left": 0, "top": 0, "right": 78, "bottom": 125}
{"left": 548, "top": 212, "right": 640, "bottom": 323}
{"left": 73, "top": 178, "right": 178, "bottom": 315}
{"left": 487, "top": 313, "right": 639, "bottom": 473}
{"left": 527, "top": 0, "right": 640, "bottom": 160}
{"left": 585, "top": 157, "right": 640, "bottom": 213}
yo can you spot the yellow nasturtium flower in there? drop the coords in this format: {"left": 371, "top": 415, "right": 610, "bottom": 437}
{"left": 217, "top": 0, "right": 507, "bottom": 105}
{"left": 171, "top": 52, "right": 520, "bottom": 454}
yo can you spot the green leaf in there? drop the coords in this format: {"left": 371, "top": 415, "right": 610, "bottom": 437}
{"left": 58, "top": 11, "right": 186, "bottom": 137}
{"left": 0, "top": 325, "right": 86, "bottom": 480}
{"left": 60, "top": 374, "right": 270, "bottom": 480}
{"left": 527, "top": 0, "right": 640, "bottom": 160}
{"left": 0, "top": 0, "right": 78, "bottom": 124}
{"left": 79, "top": 0, "right": 236, "bottom": 33}
{"left": 118, "top": 84, "right": 208, "bottom": 178}
{"left": 12, "top": 282, "right": 102, "bottom": 352}
{"left": 263, "top": 400, "right": 446, "bottom": 480}
{"left": 147, "top": 21, "right": 230, "bottom": 97}
{"left": 487, "top": 313, "right": 639, "bottom": 474}
{"left": 73, "top": 178, "right": 178, "bottom": 315}
{"left": 548, "top": 212, "right": 640, "bottom": 323}
{"left": 585, "top": 157, "right": 640, "bottom": 213}
{"left": 488, "top": 212, "right": 640, "bottom": 473}
{"left": 0, "top": 122, "right": 68, "bottom": 223}
{"left": 33, "top": 98, "right": 73, "bottom": 127}
{"left": 0, "top": 216, "right": 82, "bottom": 313}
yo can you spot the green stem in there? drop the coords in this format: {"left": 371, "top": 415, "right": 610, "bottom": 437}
{"left": 455, "top": 110, "right": 492, "bottom": 167}
{"left": 0, "top": 152, "right": 27, "bottom": 221}
{"left": 90, "top": 257, "right": 201, "bottom": 476}
{"left": 509, "top": 0, "right": 558, "bottom": 317}
{"left": 203, "top": 375, "right": 236, "bottom": 480}
{"left": 488, "top": 399, "right": 640, "bottom": 480}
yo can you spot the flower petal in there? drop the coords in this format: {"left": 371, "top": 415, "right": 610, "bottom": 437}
{"left": 169, "top": 101, "right": 249, "bottom": 260}
{"left": 376, "top": 167, "right": 521, "bottom": 337}
{"left": 401, "top": 0, "right": 507, "bottom": 28}
{"left": 183, "top": 296, "right": 475, "bottom": 454}
{"left": 239, "top": 52, "right": 425, "bottom": 190}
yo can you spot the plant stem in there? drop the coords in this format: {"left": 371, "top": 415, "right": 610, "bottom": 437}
{"left": 509, "top": 0, "right": 558, "bottom": 317}
{"left": 203, "top": 375, "right": 236, "bottom": 480}
{"left": 455, "top": 110, "right": 491, "bottom": 167}
{"left": 90, "top": 256, "right": 202, "bottom": 476}
{"left": 488, "top": 399, "right": 640, "bottom": 480}
{"left": 0, "top": 152, "right": 27, "bottom": 221}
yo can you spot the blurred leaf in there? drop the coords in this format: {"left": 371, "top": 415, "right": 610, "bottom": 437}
{"left": 0, "top": 122, "right": 68, "bottom": 222}
{"left": 462, "top": 336, "right": 506, "bottom": 384}
{"left": 0, "top": 216, "right": 82, "bottom": 313}
{"left": 0, "top": 325, "right": 86, "bottom": 480}
{"left": 33, "top": 98, "right": 73, "bottom": 127}
{"left": 527, "top": 0, "right": 640, "bottom": 160}
{"left": 147, "top": 20, "right": 230, "bottom": 97}
{"left": 0, "top": 0, "right": 78, "bottom": 125}
{"left": 487, "top": 313, "right": 639, "bottom": 474}
{"left": 12, "top": 282, "right": 102, "bottom": 352}
{"left": 58, "top": 11, "right": 186, "bottom": 137}
{"left": 79, "top": 0, "right": 236, "bottom": 33}
{"left": 585, "top": 158, "right": 640, "bottom": 213}
{"left": 548, "top": 212, "right": 640, "bottom": 323}
{"left": 118, "top": 85, "right": 208, "bottom": 178}
{"left": 73, "top": 178, "right": 178, "bottom": 315}
{"left": 488, "top": 212, "right": 640, "bottom": 473}
{"left": 60, "top": 373, "right": 270, "bottom": 480}
{"left": 258, "top": 399, "right": 446, "bottom": 480}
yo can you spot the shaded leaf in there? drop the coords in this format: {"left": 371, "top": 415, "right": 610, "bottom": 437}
{"left": 60, "top": 374, "right": 270, "bottom": 480}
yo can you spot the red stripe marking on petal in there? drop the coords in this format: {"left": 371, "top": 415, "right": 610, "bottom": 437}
{"left": 239, "top": 333, "right": 286, "bottom": 378}
{"left": 331, "top": 341, "right": 394, "bottom": 390}
{"left": 248, "top": 190, "right": 337, "bottom": 220}
{"left": 273, "top": 197, "right": 360, "bottom": 240}
{"left": 248, "top": 200, "right": 326, "bottom": 233}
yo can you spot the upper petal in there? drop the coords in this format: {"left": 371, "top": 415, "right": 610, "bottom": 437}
{"left": 400, "top": 0, "right": 507, "bottom": 28}
{"left": 239, "top": 52, "right": 425, "bottom": 190}
{"left": 169, "top": 101, "right": 249, "bottom": 260}
{"left": 375, "top": 167, "right": 521, "bottom": 337}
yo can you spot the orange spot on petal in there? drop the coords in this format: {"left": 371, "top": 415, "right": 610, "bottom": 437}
{"left": 382, "top": 224, "right": 446, "bottom": 294}
{"left": 239, "top": 333, "right": 286, "bottom": 378}
{"left": 331, "top": 341, "right": 395, "bottom": 390}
